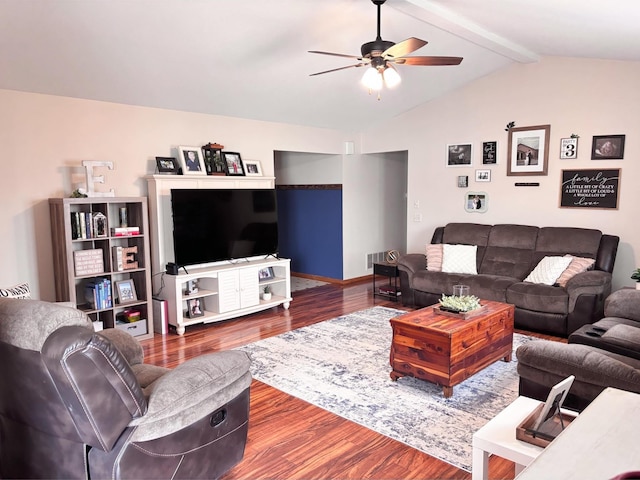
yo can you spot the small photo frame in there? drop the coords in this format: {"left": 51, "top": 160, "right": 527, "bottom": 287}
{"left": 447, "top": 143, "right": 473, "bottom": 167}
{"left": 115, "top": 279, "right": 137, "bottom": 304}
{"left": 591, "top": 135, "right": 625, "bottom": 160}
{"left": 186, "top": 298, "right": 204, "bottom": 318}
{"left": 532, "top": 375, "right": 575, "bottom": 431}
{"left": 457, "top": 175, "right": 468, "bottom": 188}
{"left": 482, "top": 141, "right": 498, "bottom": 164}
{"left": 222, "top": 151, "right": 246, "bottom": 176}
{"left": 560, "top": 138, "right": 578, "bottom": 159}
{"left": 243, "top": 160, "right": 263, "bottom": 176}
{"left": 258, "top": 267, "right": 275, "bottom": 280}
{"left": 155, "top": 156, "right": 179, "bottom": 174}
{"left": 464, "top": 192, "right": 488, "bottom": 213}
{"left": 475, "top": 169, "right": 491, "bottom": 182}
{"left": 178, "top": 146, "right": 206, "bottom": 175}
{"left": 184, "top": 279, "right": 199, "bottom": 295}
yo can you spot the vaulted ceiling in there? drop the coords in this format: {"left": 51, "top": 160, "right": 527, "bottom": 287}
{"left": 1, "top": 1, "right": 638, "bottom": 131}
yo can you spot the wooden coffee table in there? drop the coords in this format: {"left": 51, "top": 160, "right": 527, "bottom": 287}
{"left": 389, "top": 300, "right": 514, "bottom": 397}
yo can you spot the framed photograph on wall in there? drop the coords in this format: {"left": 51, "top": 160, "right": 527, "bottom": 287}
{"left": 560, "top": 138, "right": 578, "bottom": 159}
{"left": 243, "top": 160, "right": 263, "bottom": 176}
{"left": 222, "top": 151, "right": 246, "bottom": 176}
{"left": 591, "top": 134, "right": 625, "bottom": 160}
{"left": 457, "top": 175, "right": 468, "bottom": 188}
{"left": 482, "top": 141, "right": 498, "bottom": 164}
{"left": 507, "top": 125, "right": 550, "bottom": 176}
{"left": 178, "top": 146, "right": 206, "bottom": 175}
{"left": 475, "top": 169, "right": 491, "bottom": 182}
{"left": 155, "top": 156, "right": 179, "bottom": 174}
{"left": 446, "top": 143, "right": 473, "bottom": 167}
{"left": 115, "top": 279, "right": 137, "bottom": 304}
{"left": 464, "top": 192, "right": 488, "bottom": 213}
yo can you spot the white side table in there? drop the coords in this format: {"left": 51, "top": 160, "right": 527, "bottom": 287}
{"left": 471, "top": 396, "right": 545, "bottom": 480}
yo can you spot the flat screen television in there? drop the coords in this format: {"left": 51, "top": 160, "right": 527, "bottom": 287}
{"left": 170, "top": 189, "right": 278, "bottom": 267}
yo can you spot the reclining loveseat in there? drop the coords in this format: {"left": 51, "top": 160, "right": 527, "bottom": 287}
{"left": 397, "top": 223, "right": 619, "bottom": 336}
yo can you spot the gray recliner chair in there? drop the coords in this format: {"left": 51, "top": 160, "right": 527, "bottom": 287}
{"left": 0, "top": 298, "right": 251, "bottom": 479}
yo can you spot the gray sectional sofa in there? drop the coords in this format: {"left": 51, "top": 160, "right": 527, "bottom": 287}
{"left": 397, "top": 223, "right": 619, "bottom": 337}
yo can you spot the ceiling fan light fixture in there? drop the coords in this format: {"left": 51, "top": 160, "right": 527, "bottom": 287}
{"left": 361, "top": 67, "right": 383, "bottom": 91}
{"left": 382, "top": 66, "right": 401, "bottom": 88}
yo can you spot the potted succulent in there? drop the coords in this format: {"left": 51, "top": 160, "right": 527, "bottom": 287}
{"left": 262, "top": 285, "right": 272, "bottom": 300}
{"left": 631, "top": 268, "right": 640, "bottom": 289}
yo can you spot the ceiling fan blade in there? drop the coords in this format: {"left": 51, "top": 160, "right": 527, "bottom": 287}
{"left": 309, "top": 64, "right": 366, "bottom": 76}
{"left": 382, "top": 37, "right": 427, "bottom": 59}
{"left": 308, "top": 50, "right": 362, "bottom": 60}
{"left": 393, "top": 56, "right": 463, "bottom": 66}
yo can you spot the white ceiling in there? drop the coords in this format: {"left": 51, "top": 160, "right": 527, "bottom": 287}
{"left": 1, "top": 0, "right": 639, "bottom": 131}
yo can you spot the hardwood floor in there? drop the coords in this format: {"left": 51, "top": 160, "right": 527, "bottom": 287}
{"left": 139, "top": 279, "right": 557, "bottom": 480}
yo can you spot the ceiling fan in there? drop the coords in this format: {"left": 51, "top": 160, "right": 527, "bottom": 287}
{"left": 309, "top": 0, "right": 463, "bottom": 93}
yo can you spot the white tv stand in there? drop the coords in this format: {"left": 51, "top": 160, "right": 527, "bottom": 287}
{"left": 165, "top": 257, "right": 291, "bottom": 335}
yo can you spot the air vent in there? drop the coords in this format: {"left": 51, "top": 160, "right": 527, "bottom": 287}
{"left": 366, "top": 251, "right": 388, "bottom": 269}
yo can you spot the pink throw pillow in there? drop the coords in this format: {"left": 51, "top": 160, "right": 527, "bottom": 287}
{"left": 556, "top": 256, "right": 595, "bottom": 288}
{"left": 426, "top": 244, "right": 443, "bottom": 271}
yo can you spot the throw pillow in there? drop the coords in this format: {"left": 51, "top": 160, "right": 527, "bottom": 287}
{"left": 0, "top": 282, "right": 31, "bottom": 299}
{"left": 425, "top": 244, "right": 443, "bottom": 271}
{"left": 441, "top": 244, "right": 478, "bottom": 274}
{"left": 524, "top": 256, "right": 573, "bottom": 285}
{"left": 556, "top": 255, "right": 596, "bottom": 288}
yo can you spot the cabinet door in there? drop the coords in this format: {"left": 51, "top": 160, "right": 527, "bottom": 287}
{"left": 239, "top": 267, "right": 259, "bottom": 308}
{"left": 218, "top": 270, "right": 240, "bottom": 313}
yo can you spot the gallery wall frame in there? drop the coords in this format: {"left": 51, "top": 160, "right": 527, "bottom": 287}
{"left": 591, "top": 135, "right": 625, "bottom": 160}
{"left": 457, "top": 175, "right": 468, "bottom": 188}
{"left": 475, "top": 169, "right": 491, "bottom": 182}
{"left": 464, "top": 191, "right": 488, "bottom": 213}
{"left": 482, "top": 141, "right": 498, "bottom": 164}
{"left": 446, "top": 143, "right": 473, "bottom": 167}
{"left": 507, "top": 125, "right": 550, "bottom": 176}
{"left": 560, "top": 138, "right": 578, "bottom": 159}
{"left": 559, "top": 168, "right": 620, "bottom": 209}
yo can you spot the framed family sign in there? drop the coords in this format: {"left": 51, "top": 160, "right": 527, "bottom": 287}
{"left": 507, "top": 125, "right": 550, "bottom": 176}
{"left": 560, "top": 168, "right": 620, "bottom": 209}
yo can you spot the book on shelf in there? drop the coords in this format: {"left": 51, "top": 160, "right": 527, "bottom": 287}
{"left": 84, "top": 278, "right": 112, "bottom": 310}
{"left": 70, "top": 212, "right": 108, "bottom": 240}
{"left": 111, "top": 226, "right": 140, "bottom": 236}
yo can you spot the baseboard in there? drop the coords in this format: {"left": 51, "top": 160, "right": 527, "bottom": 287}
{"left": 291, "top": 272, "right": 370, "bottom": 286}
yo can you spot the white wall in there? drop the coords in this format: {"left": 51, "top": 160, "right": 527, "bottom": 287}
{"left": 361, "top": 56, "right": 640, "bottom": 290}
{"left": 342, "top": 151, "right": 407, "bottom": 279}
{"left": 274, "top": 151, "right": 342, "bottom": 185}
{"left": 0, "top": 89, "right": 349, "bottom": 300}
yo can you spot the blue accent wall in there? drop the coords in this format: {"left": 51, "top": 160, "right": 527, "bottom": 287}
{"left": 277, "top": 188, "right": 343, "bottom": 279}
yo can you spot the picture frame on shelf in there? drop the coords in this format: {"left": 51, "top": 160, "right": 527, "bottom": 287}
{"left": 115, "top": 279, "right": 137, "bottom": 304}
{"left": 591, "top": 134, "right": 625, "bottom": 160}
{"left": 178, "top": 146, "right": 206, "bottom": 175}
{"left": 243, "top": 160, "right": 263, "bottom": 176}
{"left": 507, "top": 125, "right": 550, "bottom": 176}
{"left": 446, "top": 143, "right": 473, "bottom": 167}
{"left": 258, "top": 266, "right": 275, "bottom": 280}
{"left": 222, "top": 151, "right": 246, "bottom": 176}
{"left": 186, "top": 298, "right": 204, "bottom": 318}
{"left": 464, "top": 192, "right": 488, "bottom": 213}
{"left": 560, "top": 138, "right": 578, "bottom": 159}
{"left": 482, "top": 141, "right": 498, "bottom": 164}
{"left": 155, "top": 156, "right": 180, "bottom": 174}
{"left": 475, "top": 169, "right": 491, "bottom": 182}
{"left": 457, "top": 175, "right": 469, "bottom": 188}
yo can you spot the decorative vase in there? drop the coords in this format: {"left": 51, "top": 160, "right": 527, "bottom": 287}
{"left": 262, "top": 292, "right": 272, "bottom": 301}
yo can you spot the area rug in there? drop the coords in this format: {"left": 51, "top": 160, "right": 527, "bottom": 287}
{"left": 237, "top": 306, "right": 535, "bottom": 472}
